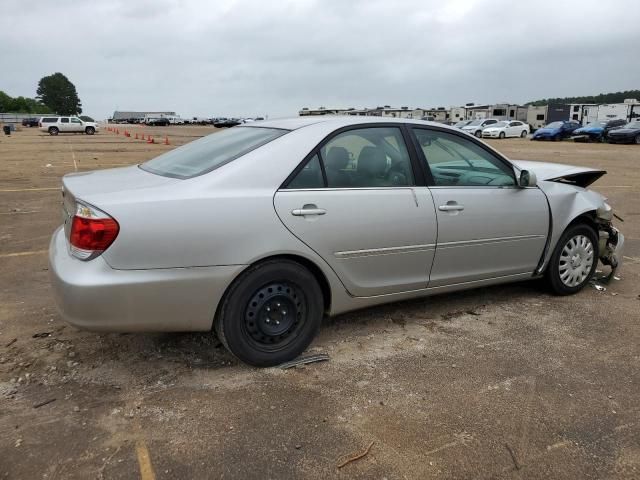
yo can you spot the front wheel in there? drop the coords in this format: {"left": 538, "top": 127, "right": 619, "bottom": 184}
{"left": 48, "top": 127, "right": 59, "bottom": 136}
{"left": 521, "top": 130, "right": 528, "bottom": 138}
{"left": 474, "top": 130, "right": 482, "bottom": 138}
{"left": 85, "top": 127, "right": 95, "bottom": 135}
{"left": 635, "top": 134, "right": 640, "bottom": 145}
{"left": 546, "top": 224, "right": 598, "bottom": 295}
{"left": 215, "top": 260, "right": 324, "bottom": 367}
{"left": 499, "top": 132, "right": 505, "bottom": 139}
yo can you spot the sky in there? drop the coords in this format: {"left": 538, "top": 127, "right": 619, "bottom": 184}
{"left": 1, "top": 0, "right": 639, "bottom": 120}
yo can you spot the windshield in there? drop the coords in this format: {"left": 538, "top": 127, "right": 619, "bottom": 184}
{"left": 453, "top": 121, "right": 470, "bottom": 127}
{"left": 141, "top": 127, "right": 287, "bottom": 179}
{"left": 546, "top": 122, "right": 564, "bottom": 129}
{"left": 585, "top": 121, "right": 606, "bottom": 128}
{"left": 491, "top": 121, "right": 509, "bottom": 128}
{"left": 466, "top": 120, "right": 483, "bottom": 126}
{"left": 623, "top": 121, "right": 640, "bottom": 129}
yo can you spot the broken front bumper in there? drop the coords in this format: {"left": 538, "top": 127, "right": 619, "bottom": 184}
{"left": 599, "top": 226, "right": 624, "bottom": 272}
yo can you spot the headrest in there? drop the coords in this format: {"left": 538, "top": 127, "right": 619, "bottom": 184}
{"left": 357, "top": 146, "right": 386, "bottom": 176}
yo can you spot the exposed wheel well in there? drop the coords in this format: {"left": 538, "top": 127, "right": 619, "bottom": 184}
{"left": 567, "top": 211, "right": 598, "bottom": 233}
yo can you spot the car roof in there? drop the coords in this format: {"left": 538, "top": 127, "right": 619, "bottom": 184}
{"left": 252, "top": 115, "right": 453, "bottom": 131}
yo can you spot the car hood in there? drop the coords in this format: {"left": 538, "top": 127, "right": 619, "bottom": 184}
{"left": 608, "top": 128, "right": 640, "bottom": 135}
{"left": 511, "top": 160, "right": 606, "bottom": 188}
{"left": 483, "top": 127, "right": 504, "bottom": 132}
{"left": 574, "top": 126, "right": 603, "bottom": 134}
{"left": 533, "top": 127, "right": 559, "bottom": 135}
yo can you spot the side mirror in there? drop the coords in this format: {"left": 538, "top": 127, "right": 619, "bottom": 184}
{"left": 518, "top": 169, "right": 537, "bottom": 187}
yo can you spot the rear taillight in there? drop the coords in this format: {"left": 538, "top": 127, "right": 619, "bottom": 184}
{"left": 68, "top": 201, "right": 119, "bottom": 260}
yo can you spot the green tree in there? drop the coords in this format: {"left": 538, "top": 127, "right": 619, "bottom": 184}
{"left": 0, "top": 90, "right": 52, "bottom": 114}
{"left": 36, "top": 72, "right": 82, "bottom": 115}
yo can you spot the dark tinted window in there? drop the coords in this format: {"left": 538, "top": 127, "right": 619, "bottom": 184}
{"left": 141, "top": 127, "right": 287, "bottom": 179}
{"left": 61, "top": 118, "right": 69, "bottom": 123}
{"left": 413, "top": 129, "right": 515, "bottom": 187}
{"left": 286, "top": 155, "right": 324, "bottom": 189}
{"left": 42, "top": 118, "right": 57, "bottom": 123}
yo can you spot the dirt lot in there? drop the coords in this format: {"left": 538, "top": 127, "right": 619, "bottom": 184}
{"left": 1, "top": 125, "right": 639, "bottom": 479}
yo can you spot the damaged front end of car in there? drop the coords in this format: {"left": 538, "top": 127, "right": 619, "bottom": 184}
{"left": 595, "top": 202, "right": 625, "bottom": 281}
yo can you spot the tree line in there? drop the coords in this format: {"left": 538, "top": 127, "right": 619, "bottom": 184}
{"left": 527, "top": 89, "right": 640, "bottom": 106}
{"left": 1, "top": 73, "right": 82, "bottom": 115}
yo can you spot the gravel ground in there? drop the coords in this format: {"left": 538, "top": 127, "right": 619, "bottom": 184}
{"left": 1, "top": 125, "right": 638, "bottom": 479}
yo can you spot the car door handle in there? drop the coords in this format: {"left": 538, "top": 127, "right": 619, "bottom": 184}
{"left": 291, "top": 205, "right": 327, "bottom": 216}
{"left": 438, "top": 203, "right": 465, "bottom": 212}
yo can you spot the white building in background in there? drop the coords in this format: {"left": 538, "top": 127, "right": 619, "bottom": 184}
{"left": 568, "top": 104, "right": 598, "bottom": 124}
{"left": 596, "top": 100, "right": 640, "bottom": 122}
{"left": 526, "top": 105, "right": 548, "bottom": 130}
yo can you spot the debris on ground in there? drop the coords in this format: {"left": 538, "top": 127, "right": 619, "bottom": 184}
{"left": 33, "top": 398, "right": 56, "bottom": 409}
{"left": 337, "top": 440, "right": 375, "bottom": 469}
{"left": 505, "top": 443, "right": 521, "bottom": 470}
{"left": 4, "top": 338, "right": 17, "bottom": 348}
{"left": 279, "top": 353, "right": 330, "bottom": 369}
{"left": 589, "top": 279, "right": 607, "bottom": 292}
{"left": 32, "top": 332, "right": 52, "bottom": 338}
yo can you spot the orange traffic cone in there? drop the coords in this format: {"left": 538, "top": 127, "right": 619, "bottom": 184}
{"left": 141, "top": 133, "right": 145, "bottom": 140}
{"left": 116, "top": 128, "right": 119, "bottom": 135}
{"left": 147, "top": 136, "right": 154, "bottom": 144}
{"left": 135, "top": 133, "right": 139, "bottom": 139}
{"left": 164, "top": 136, "right": 170, "bottom": 145}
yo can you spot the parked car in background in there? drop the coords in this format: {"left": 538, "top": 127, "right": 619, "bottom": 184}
{"left": 213, "top": 118, "right": 242, "bottom": 128}
{"left": 49, "top": 116, "right": 623, "bottom": 367}
{"left": 606, "top": 120, "right": 640, "bottom": 144}
{"left": 460, "top": 118, "right": 499, "bottom": 137}
{"left": 39, "top": 116, "right": 99, "bottom": 135}
{"left": 571, "top": 119, "right": 627, "bottom": 142}
{"left": 531, "top": 121, "right": 580, "bottom": 141}
{"left": 482, "top": 120, "right": 530, "bottom": 139}
{"left": 22, "top": 117, "right": 39, "bottom": 127}
{"left": 453, "top": 120, "right": 472, "bottom": 129}
{"left": 146, "top": 117, "right": 171, "bottom": 126}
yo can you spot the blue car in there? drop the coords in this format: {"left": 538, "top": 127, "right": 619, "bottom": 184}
{"left": 571, "top": 118, "right": 627, "bottom": 142}
{"left": 531, "top": 120, "right": 581, "bottom": 141}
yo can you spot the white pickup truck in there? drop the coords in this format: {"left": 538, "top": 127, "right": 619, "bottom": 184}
{"left": 39, "top": 116, "right": 99, "bottom": 135}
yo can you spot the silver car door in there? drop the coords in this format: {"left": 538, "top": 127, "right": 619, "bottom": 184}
{"left": 59, "top": 117, "right": 71, "bottom": 132}
{"left": 412, "top": 127, "right": 548, "bottom": 287}
{"left": 274, "top": 126, "right": 437, "bottom": 297}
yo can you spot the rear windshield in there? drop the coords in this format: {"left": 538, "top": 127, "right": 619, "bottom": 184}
{"left": 140, "top": 127, "right": 287, "bottom": 179}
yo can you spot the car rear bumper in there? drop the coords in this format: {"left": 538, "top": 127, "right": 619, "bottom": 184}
{"left": 49, "top": 227, "right": 244, "bottom": 332}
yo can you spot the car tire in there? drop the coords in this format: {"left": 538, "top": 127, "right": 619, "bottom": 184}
{"left": 49, "top": 127, "right": 59, "bottom": 136}
{"left": 474, "top": 130, "right": 482, "bottom": 138}
{"left": 521, "top": 130, "right": 528, "bottom": 138}
{"left": 214, "top": 259, "right": 324, "bottom": 367}
{"left": 552, "top": 135, "right": 559, "bottom": 142}
{"left": 85, "top": 127, "right": 95, "bottom": 135}
{"left": 546, "top": 223, "right": 598, "bottom": 296}
{"left": 635, "top": 134, "right": 640, "bottom": 145}
{"left": 499, "top": 132, "right": 505, "bottom": 139}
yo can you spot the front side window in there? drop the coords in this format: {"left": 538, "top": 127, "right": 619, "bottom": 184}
{"left": 413, "top": 129, "right": 516, "bottom": 187}
{"left": 71, "top": 118, "right": 81, "bottom": 124}
{"left": 320, "top": 127, "right": 414, "bottom": 188}
{"left": 141, "top": 127, "right": 287, "bottom": 179}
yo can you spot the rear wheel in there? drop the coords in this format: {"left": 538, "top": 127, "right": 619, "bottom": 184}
{"left": 48, "top": 127, "right": 59, "bottom": 136}
{"left": 546, "top": 224, "right": 598, "bottom": 295}
{"left": 85, "top": 126, "right": 95, "bottom": 135}
{"left": 214, "top": 260, "right": 324, "bottom": 367}
{"left": 521, "top": 130, "right": 527, "bottom": 138}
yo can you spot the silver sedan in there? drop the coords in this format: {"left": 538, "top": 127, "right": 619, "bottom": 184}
{"left": 49, "top": 116, "right": 624, "bottom": 366}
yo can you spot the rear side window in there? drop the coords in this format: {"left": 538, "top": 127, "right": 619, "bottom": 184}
{"left": 42, "top": 118, "right": 58, "bottom": 123}
{"left": 141, "top": 127, "right": 287, "bottom": 179}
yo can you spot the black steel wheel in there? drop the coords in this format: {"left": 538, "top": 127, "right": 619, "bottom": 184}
{"left": 215, "top": 259, "right": 324, "bottom": 367}
{"left": 49, "top": 127, "right": 59, "bottom": 136}
{"left": 85, "top": 126, "right": 95, "bottom": 135}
